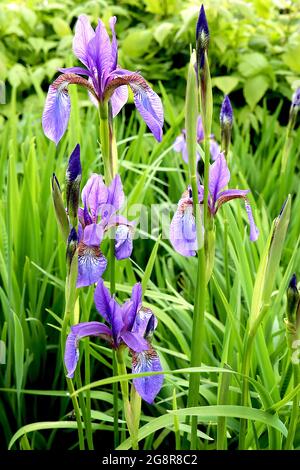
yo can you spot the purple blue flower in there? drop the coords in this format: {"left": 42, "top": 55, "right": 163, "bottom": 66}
{"left": 64, "top": 279, "right": 164, "bottom": 403}
{"left": 77, "top": 173, "right": 134, "bottom": 287}
{"left": 170, "top": 153, "right": 259, "bottom": 256}
{"left": 42, "top": 15, "right": 164, "bottom": 144}
{"left": 173, "top": 116, "right": 220, "bottom": 164}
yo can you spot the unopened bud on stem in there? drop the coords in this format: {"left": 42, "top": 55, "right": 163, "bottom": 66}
{"left": 66, "top": 144, "right": 82, "bottom": 227}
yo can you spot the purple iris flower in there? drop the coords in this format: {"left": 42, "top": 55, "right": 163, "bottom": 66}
{"left": 77, "top": 173, "right": 134, "bottom": 287}
{"left": 64, "top": 279, "right": 164, "bottom": 404}
{"left": 170, "top": 153, "right": 259, "bottom": 256}
{"left": 173, "top": 116, "right": 220, "bottom": 164}
{"left": 42, "top": 15, "right": 164, "bottom": 144}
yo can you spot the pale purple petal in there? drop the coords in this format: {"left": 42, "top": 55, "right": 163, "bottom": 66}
{"left": 174, "top": 134, "right": 188, "bottom": 163}
{"left": 110, "top": 299, "right": 124, "bottom": 345}
{"left": 42, "top": 82, "right": 71, "bottom": 144}
{"left": 121, "top": 283, "right": 142, "bottom": 331}
{"left": 209, "top": 153, "right": 230, "bottom": 206}
{"left": 59, "top": 67, "right": 92, "bottom": 77}
{"left": 87, "top": 19, "right": 112, "bottom": 96}
{"left": 73, "top": 14, "right": 95, "bottom": 68}
{"left": 94, "top": 278, "right": 114, "bottom": 324}
{"left": 115, "top": 225, "right": 133, "bottom": 260}
{"left": 198, "top": 184, "right": 204, "bottom": 203}
{"left": 83, "top": 223, "right": 104, "bottom": 246}
{"left": 94, "top": 278, "right": 124, "bottom": 339}
{"left": 132, "top": 347, "right": 164, "bottom": 404}
{"left": 77, "top": 242, "right": 107, "bottom": 288}
{"left": 197, "top": 116, "right": 205, "bottom": 142}
{"left": 109, "top": 16, "right": 118, "bottom": 72}
{"left": 100, "top": 174, "right": 124, "bottom": 221}
{"left": 209, "top": 139, "right": 220, "bottom": 161}
{"left": 121, "top": 331, "right": 149, "bottom": 353}
{"left": 81, "top": 174, "right": 108, "bottom": 221}
{"left": 245, "top": 200, "right": 259, "bottom": 242}
{"left": 110, "top": 85, "right": 128, "bottom": 117}
{"left": 131, "top": 306, "right": 156, "bottom": 338}
{"left": 64, "top": 321, "right": 112, "bottom": 378}
{"left": 105, "top": 73, "right": 163, "bottom": 141}
{"left": 130, "top": 283, "right": 142, "bottom": 319}
{"left": 170, "top": 197, "right": 197, "bottom": 257}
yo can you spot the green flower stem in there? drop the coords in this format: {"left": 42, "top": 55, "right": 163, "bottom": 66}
{"left": 99, "top": 100, "right": 120, "bottom": 448}
{"left": 61, "top": 259, "right": 85, "bottom": 450}
{"left": 99, "top": 102, "right": 113, "bottom": 185}
{"left": 223, "top": 219, "right": 230, "bottom": 297}
{"left": 116, "top": 347, "right": 139, "bottom": 450}
{"left": 285, "top": 362, "right": 300, "bottom": 449}
{"left": 185, "top": 53, "right": 209, "bottom": 450}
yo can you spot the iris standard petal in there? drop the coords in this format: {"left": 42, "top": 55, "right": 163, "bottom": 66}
{"left": 245, "top": 200, "right": 259, "bottom": 242}
{"left": 100, "top": 174, "right": 124, "bottom": 221}
{"left": 209, "top": 152, "right": 230, "bottom": 206}
{"left": 64, "top": 321, "right": 112, "bottom": 378}
{"left": 81, "top": 173, "right": 108, "bottom": 221}
{"left": 132, "top": 347, "right": 164, "bottom": 404}
{"left": 94, "top": 278, "right": 113, "bottom": 324}
{"left": 170, "top": 197, "right": 197, "bottom": 257}
{"left": 73, "top": 14, "right": 95, "bottom": 68}
{"left": 121, "top": 331, "right": 149, "bottom": 353}
{"left": 115, "top": 225, "right": 133, "bottom": 260}
{"left": 109, "top": 16, "right": 118, "bottom": 72}
{"left": 83, "top": 223, "right": 104, "bottom": 246}
{"left": 58, "top": 66, "right": 93, "bottom": 77}
{"left": 86, "top": 19, "right": 113, "bottom": 96}
{"left": 77, "top": 242, "right": 107, "bottom": 288}
{"left": 131, "top": 306, "right": 156, "bottom": 338}
{"left": 120, "top": 282, "right": 142, "bottom": 331}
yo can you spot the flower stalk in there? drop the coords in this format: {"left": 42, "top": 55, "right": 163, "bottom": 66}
{"left": 185, "top": 52, "right": 206, "bottom": 450}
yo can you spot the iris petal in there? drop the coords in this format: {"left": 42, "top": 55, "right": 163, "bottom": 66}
{"left": 209, "top": 153, "right": 230, "bottom": 206}
{"left": 64, "top": 321, "right": 112, "bottom": 378}
{"left": 42, "top": 83, "right": 71, "bottom": 145}
{"left": 115, "top": 224, "right": 133, "bottom": 260}
{"left": 245, "top": 200, "right": 259, "bottom": 242}
{"left": 73, "top": 14, "right": 95, "bottom": 68}
{"left": 110, "top": 85, "right": 128, "bottom": 117}
{"left": 132, "top": 347, "right": 164, "bottom": 404}
{"left": 105, "top": 72, "right": 164, "bottom": 141}
{"left": 77, "top": 242, "right": 107, "bottom": 288}
{"left": 170, "top": 197, "right": 198, "bottom": 256}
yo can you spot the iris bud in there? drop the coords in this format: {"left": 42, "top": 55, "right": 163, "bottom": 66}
{"left": 51, "top": 173, "right": 70, "bottom": 241}
{"left": 220, "top": 95, "right": 233, "bottom": 157}
{"left": 66, "top": 144, "right": 82, "bottom": 227}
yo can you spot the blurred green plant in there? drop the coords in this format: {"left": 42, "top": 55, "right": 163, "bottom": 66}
{"left": 1, "top": 0, "right": 300, "bottom": 131}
